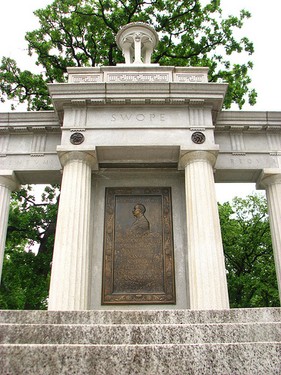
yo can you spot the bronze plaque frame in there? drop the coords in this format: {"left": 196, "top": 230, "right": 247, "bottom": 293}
{"left": 102, "top": 187, "right": 176, "bottom": 304}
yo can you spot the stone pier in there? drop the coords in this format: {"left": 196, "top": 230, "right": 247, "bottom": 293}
{"left": 48, "top": 150, "right": 97, "bottom": 310}
{"left": 179, "top": 151, "right": 229, "bottom": 309}
{"left": 258, "top": 169, "right": 281, "bottom": 298}
{"left": 0, "top": 171, "right": 19, "bottom": 282}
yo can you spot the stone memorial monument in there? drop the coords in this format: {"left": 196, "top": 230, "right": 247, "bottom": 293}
{"left": 1, "top": 22, "right": 281, "bottom": 375}
{"left": 0, "top": 22, "right": 281, "bottom": 313}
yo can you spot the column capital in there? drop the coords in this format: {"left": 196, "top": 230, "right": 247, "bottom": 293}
{"left": 178, "top": 150, "right": 218, "bottom": 170}
{"left": 57, "top": 146, "right": 98, "bottom": 170}
{"left": 0, "top": 171, "right": 20, "bottom": 191}
{"left": 257, "top": 168, "right": 281, "bottom": 190}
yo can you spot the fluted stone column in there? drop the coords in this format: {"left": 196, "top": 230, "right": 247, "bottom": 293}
{"left": 180, "top": 151, "right": 229, "bottom": 310}
{"left": 0, "top": 171, "right": 19, "bottom": 282}
{"left": 48, "top": 150, "right": 97, "bottom": 311}
{"left": 258, "top": 169, "right": 281, "bottom": 301}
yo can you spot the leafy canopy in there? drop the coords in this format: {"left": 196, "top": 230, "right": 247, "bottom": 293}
{"left": 219, "top": 195, "right": 280, "bottom": 308}
{"left": 0, "top": 0, "right": 256, "bottom": 110}
{"left": 0, "top": 185, "right": 59, "bottom": 310}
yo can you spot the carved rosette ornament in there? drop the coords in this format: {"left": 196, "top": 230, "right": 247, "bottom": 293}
{"left": 70, "top": 132, "right": 85, "bottom": 145}
{"left": 191, "top": 131, "right": 206, "bottom": 144}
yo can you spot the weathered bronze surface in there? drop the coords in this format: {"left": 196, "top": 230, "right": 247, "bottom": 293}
{"left": 102, "top": 187, "right": 176, "bottom": 304}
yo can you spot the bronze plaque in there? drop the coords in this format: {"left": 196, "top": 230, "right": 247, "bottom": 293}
{"left": 102, "top": 187, "right": 176, "bottom": 304}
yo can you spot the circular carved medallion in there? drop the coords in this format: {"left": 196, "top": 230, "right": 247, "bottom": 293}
{"left": 191, "top": 132, "right": 206, "bottom": 144}
{"left": 70, "top": 132, "right": 85, "bottom": 145}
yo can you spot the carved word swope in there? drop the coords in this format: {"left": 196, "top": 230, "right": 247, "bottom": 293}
{"left": 111, "top": 113, "right": 166, "bottom": 122}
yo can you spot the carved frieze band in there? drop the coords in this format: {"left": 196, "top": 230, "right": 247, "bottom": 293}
{"left": 107, "top": 73, "right": 170, "bottom": 83}
{"left": 63, "top": 97, "right": 205, "bottom": 105}
{"left": 70, "top": 74, "right": 102, "bottom": 83}
{"left": 68, "top": 72, "right": 207, "bottom": 84}
{"left": 174, "top": 74, "right": 207, "bottom": 83}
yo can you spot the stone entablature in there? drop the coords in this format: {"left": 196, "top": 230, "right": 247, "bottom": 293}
{"left": 2, "top": 110, "right": 280, "bottom": 132}
{"left": 214, "top": 111, "right": 281, "bottom": 182}
{"left": 0, "top": 111, "right": 60, "bottom": 131}
{"left": 216, "top": 111, "right": 281, "bottom": 130}
{"left": 216, "top": 112, "right": 281, "bottom": 153}
{"left": 0, "top": 112, "right": 61, "bottom": 184}
{"left": 50, "top": 66, "right": 224, "bottom": 126}
{"left": 1, "top": 110, "right": 281, "bottom": 184}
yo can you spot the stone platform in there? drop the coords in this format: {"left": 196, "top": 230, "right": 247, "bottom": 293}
{"left": 0, "top": 308, "right": 280, "bottom": 374}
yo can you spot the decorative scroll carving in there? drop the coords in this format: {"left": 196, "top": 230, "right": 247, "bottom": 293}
{"left": 175, "top": 74, "right": 206, "bottom": 83}
{"left": 107, "top": 73, "right": 169, "bottom": 83}
{"left": 70, "top": 74, "right": 102, "bottom": 83}
{"left": 102, "top": 187, "right": 176, "bottom": 304}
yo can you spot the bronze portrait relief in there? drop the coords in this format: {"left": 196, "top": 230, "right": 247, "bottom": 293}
{"left": 131, "top": 203, "right": 150, "bottom": 235}
{"left": 102, "top": 187, "right": 175, "bottom": 304}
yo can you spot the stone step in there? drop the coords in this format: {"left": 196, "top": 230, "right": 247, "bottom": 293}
{"left": 1, "top": 342, "right": 280, "bottom": 374}
{"left": 1, "top": 307, "right": 280, "bottom": 325}
{"left": 1, "top": 322, "right": 280, "bottom": 345}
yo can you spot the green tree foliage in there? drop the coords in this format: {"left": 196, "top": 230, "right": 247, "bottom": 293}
{"left": 0, "top": 57, "right": 52, "bottom": 111}
{"left": 0, "top": 0, "right": 256, "bottom": 110}
{"left": 219, "top": 195, "right": 280, "bottom": 308}
{"left": 0, "top": 185, "right": 59, "bottom": 310}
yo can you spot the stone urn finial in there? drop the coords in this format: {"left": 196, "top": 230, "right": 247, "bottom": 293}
{"left": 116, "top": 22, "right": 159, "bottom": 65}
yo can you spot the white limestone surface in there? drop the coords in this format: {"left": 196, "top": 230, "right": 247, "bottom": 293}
{"left": 180, "top": 151, "right": 229, "bottom": 309}
{"left": 0, "top": 171, "right": 19, "bottom": 282}
{"left": 258, "top": 169, "right": 281, "bottom": 302}
{"left": 48, "top": 150, "right": 97, "bottom": 310}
